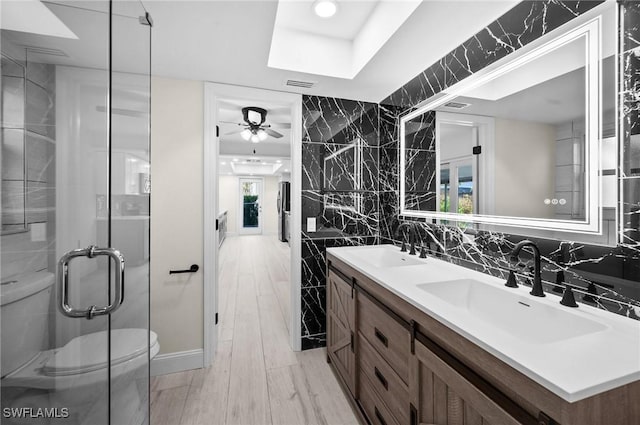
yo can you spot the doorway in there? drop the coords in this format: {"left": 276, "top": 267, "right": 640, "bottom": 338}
{"left": 238, "top": 177, "right": 264, "bottom": 234}
{"left": 203, "top": 83, "right": 303, "bottom": 365}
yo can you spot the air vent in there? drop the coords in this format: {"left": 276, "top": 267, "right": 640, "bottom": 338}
{"left": 285, "top": 79, "right": 315, "bottom": 89}
{"left": 246, "top": 159, "right": 262, "bottom": 163}
{"left": 22, "top": 46, "right": 69, "bottom": 57}
{"left": 443, "top": 101, "right": 471, "bottom": 109}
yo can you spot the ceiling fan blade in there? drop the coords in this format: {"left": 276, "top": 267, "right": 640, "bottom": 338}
{"left": 264, "top": 128, "right": 284, "bottom": 138}
{"left": 268, "top": 122, "right": 291, "bottom": 129}
{"left": 219, "top": 120, "right": 243, "bottom": 125}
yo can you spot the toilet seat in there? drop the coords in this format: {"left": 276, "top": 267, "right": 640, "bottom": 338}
{"left": 2, "top": 329, "right": 159, "bottom": 390}
{"left": 43, "top": 329, "right": 158, "bottom": 376}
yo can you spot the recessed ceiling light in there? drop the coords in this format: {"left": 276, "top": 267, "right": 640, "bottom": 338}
{"left": 313, "top": 0, "right": 337, "bottom": 18}
{"left": 284, "top": 169, "right": 289, "bottom": 172}
{"left": 221, "top": 161, "right": 226, "bottom": 165}
{"left": 233, "top": 158, "right": 238, "bottom": 162}
{"left": 242, "top": 161, "right": 247, "bottom": 164}
{"left": 276, "top": 160, "right": 282, "bottom": 163}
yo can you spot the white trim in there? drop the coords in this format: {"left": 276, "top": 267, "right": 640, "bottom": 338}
{"left": 150, "top": 349, "right": 204, "bottom": 376}
{"left": 203, "top": 83, "right": 218, "bottom": 368}
{"left": 399, "top": 16, "right": 603, "bottom": 236}
{"left": 290, "top": 95, "right": 303, "bottom": 351}
{"left": 204, "top": 83, "right": 303, "bottom": 364}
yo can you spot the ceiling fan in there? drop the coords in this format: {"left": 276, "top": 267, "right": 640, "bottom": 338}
{"left": 222, "top": 106, "right": 289, "bottom": 143}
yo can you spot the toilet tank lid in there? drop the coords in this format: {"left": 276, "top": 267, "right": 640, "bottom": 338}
{"left": 0, "top": 272, "right": 54, "bottom": 306}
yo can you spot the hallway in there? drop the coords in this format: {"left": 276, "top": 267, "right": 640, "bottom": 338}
{"left": 150, "top": 235, "right": 358, "bottom": 425}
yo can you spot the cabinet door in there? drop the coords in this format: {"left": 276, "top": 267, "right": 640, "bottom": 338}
{"left": 327, "top": 270, "right": 356, "bottom": 395}
{"left": 411, "top": 338, "right": 527, "bottom": 425}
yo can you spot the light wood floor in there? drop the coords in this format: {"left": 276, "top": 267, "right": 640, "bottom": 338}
{"left": 150, "top": 235, "right": 359, "bottom": 425}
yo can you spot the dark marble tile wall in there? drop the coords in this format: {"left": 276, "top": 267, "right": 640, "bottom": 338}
{"left": 382, "top": 1, "right": 603, "bottom": 108}
{"left": 622, "top": 1, "right": 640, "bottom": 255}
{"left": 404, "top": 111, "right": 438, "bottom": 212}
{"left": 300, "top": 95, "right": 380, "bottom": 349}
{"left": 379, "top": 1, "right": 640, "bottom": 319}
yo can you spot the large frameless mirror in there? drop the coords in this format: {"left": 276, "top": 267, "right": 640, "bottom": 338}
{"left": 399, "top": 4, "right": 617, "bottom": 245}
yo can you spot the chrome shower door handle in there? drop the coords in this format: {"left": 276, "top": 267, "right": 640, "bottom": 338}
{"left": 58, "top": 245, "right": 125, "bottom": 319}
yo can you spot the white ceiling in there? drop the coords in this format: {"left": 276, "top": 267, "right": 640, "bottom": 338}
{"left": 146, "top": 0, "right": 518, "bottom": 103}
{"left": 268, "top": 0, "right": 421, "bottom": 79}
{"left": 3, "top": 1, "right": 518, "bottom": 103}
{"left": 277, "top": 1, "right": 378, "bottom": 40}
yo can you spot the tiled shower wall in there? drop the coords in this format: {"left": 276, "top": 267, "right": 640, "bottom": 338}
{"left": 379, "top": 0, "right": 640, "bottom": 318}
{"left": 1, "top": 45, "right": 56, "bottom": 280}
{"left": 300, "top": 96, "right": 379, "bottom": 349}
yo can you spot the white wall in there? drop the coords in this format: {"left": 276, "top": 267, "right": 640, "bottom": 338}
{"left": 219, "top": 175, "right": 280, "bottom": 235}
{"left": 493, "top": 118, "right": 556, "bottom": 219}
{"left": 151, "top": 77, "right": 204, "bottom": 355}
{"left": 440, "top": 123, "right": 474, "bottom": 161}
{"left": 219, "top": 175, "right": 238, "bottom": 235}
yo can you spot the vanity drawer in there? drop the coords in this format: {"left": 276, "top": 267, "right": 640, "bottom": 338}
{"left": 359, "top": 370, "right": 402, "bottom": 425}
{"left": 358, "top": 292, "right": 410, "bottom": 383}
{"left": 359, "top": 334, "right": 410, "bottom": 424}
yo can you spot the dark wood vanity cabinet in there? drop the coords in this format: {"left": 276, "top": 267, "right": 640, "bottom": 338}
{"left": 411, "top": 337, "right": 528, "bottom": 425}
{"left": 327, "top": 270, "right": 357, "bottom": 396}
{"left": 326, "top": 254, "right": 640, "bottom": 425}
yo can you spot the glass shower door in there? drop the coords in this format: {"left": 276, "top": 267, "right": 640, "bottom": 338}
{"left": 110, "top": 3, "right": 152, "bottom": 424}
{"left": 0, "top": 2, "right": 151, "bottom": 424}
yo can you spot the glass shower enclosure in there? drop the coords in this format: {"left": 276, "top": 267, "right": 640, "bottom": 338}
{"left": 1, "top": 1, "right": 152, "bottom": 424}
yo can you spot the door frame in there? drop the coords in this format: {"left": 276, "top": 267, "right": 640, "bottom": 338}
{"left": 435, "top": 112, "right": 495, "bottom": 216}
{"left": 203, "top": 83, "right": 303, "bottom": 365}
{"left": 237, "top": 176, "right": 264, "bottom": 235}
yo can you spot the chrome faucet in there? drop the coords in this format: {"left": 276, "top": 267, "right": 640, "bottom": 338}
{"left": 509, "top": 240, "right": 545, "bottom": 297}
{"left": 397, "top": 222, "right": 418, "bottom": 255}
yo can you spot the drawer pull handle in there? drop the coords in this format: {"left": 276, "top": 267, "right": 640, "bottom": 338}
{"left": 374, "top": 407, "right": 387, "bottom": 425}
{"left": 374, "top": 328, "right": 388, "bottom": 347}
{"left": 374, "top": 367, "right": 388, "bottom": 390}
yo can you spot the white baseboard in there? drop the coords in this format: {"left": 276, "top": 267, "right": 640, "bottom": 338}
{"left": 151, "top": 349, "right": 203, "bottom": 376}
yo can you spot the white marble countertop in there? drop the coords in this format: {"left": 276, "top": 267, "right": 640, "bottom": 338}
{"left": 327, "top": 244, "right": 640, "bottom": 403}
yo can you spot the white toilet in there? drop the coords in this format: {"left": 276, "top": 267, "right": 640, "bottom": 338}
{"left": 1, "top": 271, "right": 159, "bottom": 425}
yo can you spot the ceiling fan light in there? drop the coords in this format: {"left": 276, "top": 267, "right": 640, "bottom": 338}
{"left": 240, "top": 129, "right": 252, "bottom": 140}
{"left": 257, "top": 129, "right": 268, "bottom": 141}
{"left": 250, "top": 134, "right": 260, "bottom": 143}
{"left": 313, "top": 0, "right": 337, "bottom": 18}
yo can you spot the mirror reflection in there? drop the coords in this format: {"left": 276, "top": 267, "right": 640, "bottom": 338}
{"left": 401, "top": 12, "right": 615, "bottom": 236}
{"left": 1, "top": 55, "right": 27, "bottom": 234}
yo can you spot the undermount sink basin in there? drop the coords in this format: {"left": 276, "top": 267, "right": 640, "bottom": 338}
{"left": 417, "top": 279, "right": 608, "bottom": 344}
{"left": 348, "top": 246, "right": 424, "bottom": 268}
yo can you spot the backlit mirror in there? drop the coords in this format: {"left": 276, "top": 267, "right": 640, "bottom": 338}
{"left": 400, "top": 6, "right": 616, "bottom": 244}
